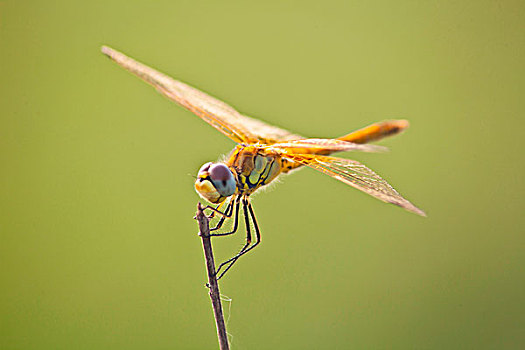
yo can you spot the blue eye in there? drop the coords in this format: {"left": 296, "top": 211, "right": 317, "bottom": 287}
{"left": 209, "top": 163, "right": 230, "bottom": 181}
{"left": 209, "top": 163, "right": 236, "bottom": 197}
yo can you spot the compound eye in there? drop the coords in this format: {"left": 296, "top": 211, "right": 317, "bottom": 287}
{"left": 209, "top": 163, "right": 232, "bottom": 182}
{"left": 209, "top": 163, "right": 236, "bottom": 197}
{"left": 197, "top": 162, "right": 212, "bottom": 176}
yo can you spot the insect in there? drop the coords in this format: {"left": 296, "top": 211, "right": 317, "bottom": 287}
{"left": 102, "top": 46, "right": 425, "bottom": 279}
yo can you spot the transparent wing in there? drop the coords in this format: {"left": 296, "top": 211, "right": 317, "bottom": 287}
{"left": 268, "top": 139, "right": 388, "bottom": 154}
{"left": 286, "top": 154, "right": 426, "bottom": 216}
{"left": 102, "top": 46, "right": 301, "bottom": 144}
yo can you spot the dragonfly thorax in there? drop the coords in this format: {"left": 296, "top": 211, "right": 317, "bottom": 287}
{"left": 228, "top": 146, "right": 282, "bottom": 194}
{"left": 195, "top": 162, "right": 236, "bottom": 203}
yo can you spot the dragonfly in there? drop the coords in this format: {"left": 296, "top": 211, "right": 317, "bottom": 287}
{"left": 102, "top": 46, "right": 425, "bottom": 280}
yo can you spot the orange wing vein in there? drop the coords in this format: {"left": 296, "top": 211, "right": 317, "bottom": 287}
{"left": 268, "top": 139, "right": 388, "bottom": 154}
{"left": 285, "top": 154, "right": 426, "bottom": 216}
{"left": 101, "top": 46, "right": 300, "bottom": 144}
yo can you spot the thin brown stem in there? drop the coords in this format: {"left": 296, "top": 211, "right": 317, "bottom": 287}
{"left": 195, "top": 203, "right": 230, "bottom": 350}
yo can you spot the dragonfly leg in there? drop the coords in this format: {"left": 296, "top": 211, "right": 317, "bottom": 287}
{"left": 202, "top": 202, "right": 230, "bottom": 219}
{"left": 216, "top": 198, "right": 261, "bottom": 280}
{"left": 209, "top": 196, "right": 241, "bottom": 236}
{"left": 209, "top": 197, "right": 235, "bottom": 231}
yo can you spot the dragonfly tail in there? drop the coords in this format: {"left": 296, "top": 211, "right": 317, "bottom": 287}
{"left": 337, "top": 120, "right": 410, "bottom": 144}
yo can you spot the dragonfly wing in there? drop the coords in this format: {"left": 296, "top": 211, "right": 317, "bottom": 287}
{"left": 232, "top": 115, "right": 302, "bottom": 144}
{"left": 269, "top": 139, "right": 388, "bottom": 154}
{"left": 286, "top": 154, "right": 426, "bottom": 216}
{"left": 102, "top": 46, "right": 300, "bottom": 144}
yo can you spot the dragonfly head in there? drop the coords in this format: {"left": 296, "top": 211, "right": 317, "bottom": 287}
{"left": 195, "top": 162, "right": 236, "bottom": 203}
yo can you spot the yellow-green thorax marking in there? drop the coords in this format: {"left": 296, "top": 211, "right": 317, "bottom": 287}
{"left": 227, "top": 145, "right": 282, "bottom": 195}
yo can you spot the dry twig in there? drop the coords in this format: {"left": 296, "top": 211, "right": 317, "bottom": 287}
{"left": 195, "top": 203, "right": 230, "bottom": 350}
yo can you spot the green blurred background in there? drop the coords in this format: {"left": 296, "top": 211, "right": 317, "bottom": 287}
{"left": 1, "top": 1, "right": 524, "bottom": 349}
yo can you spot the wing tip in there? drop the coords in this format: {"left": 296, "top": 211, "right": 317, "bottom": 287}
{"left": 410, "top": 206, "right": 427, "bottom": 217}
{"left": 101, "top": 45, "right": 112, "bottom": 56}
{"left": 395, "top": 201, "right": 427, "bottom": 217}
{"left": 101, "top": 45, "right": 120, "bottom": 61}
